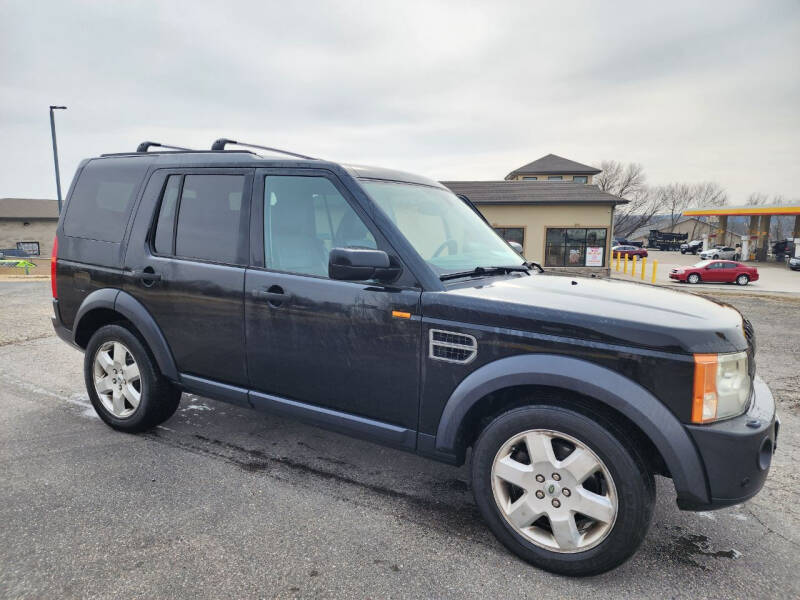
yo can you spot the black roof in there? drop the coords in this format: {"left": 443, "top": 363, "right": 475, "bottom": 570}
{"left": 505, "top": 154, "right": 601, "bottom": 179}
{"left": 89, "top": 150, "right": 444, "bottom": 188}
{"left": 441, "top": 181, "right": 627, "bottom": 206}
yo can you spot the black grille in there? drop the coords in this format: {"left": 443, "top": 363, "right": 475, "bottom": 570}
{"left": 432, "top": 345, "right": 474, "bottom": 362}
{"left": 432, "top": 330, "right": 474, "bottom": 347}
{"left": 429, "top": 329, "right": 477, "bottom": 364}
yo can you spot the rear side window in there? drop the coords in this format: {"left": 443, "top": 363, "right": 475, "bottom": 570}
{"left": 169, "top": 175, "right": 247, "bottom": 264}
{"left": 63, "top": 158, "right": 148, "bottom": 242}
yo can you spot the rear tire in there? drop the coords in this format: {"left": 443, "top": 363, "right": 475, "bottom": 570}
{"left": 471, "top": 405, "right": 655, "bottom": 576}
{"left": 736, "top": 274, "right": 749, "bottom": 286}
{"left": 84, "top": 324, "right": 181, "bottom": 432}
{"left": 687, "top": 273, "right": 701, "bottom": 284}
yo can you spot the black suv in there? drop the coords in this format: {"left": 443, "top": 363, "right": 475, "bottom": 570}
{"left": 51, "top": 141, "right": 778, "bottom": 576}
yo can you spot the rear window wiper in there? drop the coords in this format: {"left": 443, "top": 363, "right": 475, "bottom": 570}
{"left": 440, "top": 265, "right": 530, "bottom": 281}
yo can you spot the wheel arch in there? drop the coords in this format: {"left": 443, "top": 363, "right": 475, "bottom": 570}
{"left": 72, "top": 289, "right": 179, "bottom": 381}
{"left": 434, "top": 354, "right": 709, "bottom": 507}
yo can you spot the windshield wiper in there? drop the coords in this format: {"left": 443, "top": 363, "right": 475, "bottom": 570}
{"left": 440, "top": 265, "right": 530, "bottom": 281}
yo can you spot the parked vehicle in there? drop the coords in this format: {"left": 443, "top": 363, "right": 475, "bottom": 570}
{"left": 698, "top": 245, "right": 737, "bottom": 260}
{"left": 773, "top": 239, "right": 796, "bottom": 262}
{"left": 680, "top": 240, "right": 702, "bottom": 255}
{"left": 51, "top": 141, "right": 777, "bottom": 577}
{"left": 669, "top": 260, "right": 759, "bottom": 286}
{"left": 647, "top": 230, "right": 687, "bottom": 251}
{"left": 788, "top": 256, "right": 800, "bottom": 271}
{"left": 612, "top": 245, "right": 648, "bottom": 259}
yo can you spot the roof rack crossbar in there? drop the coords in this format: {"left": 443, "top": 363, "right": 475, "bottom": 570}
{"left": 210, "top": 138, "right": 316, "bottom": 160}
{"left": 136, "top": 141, "right": 193, "bottom": 153}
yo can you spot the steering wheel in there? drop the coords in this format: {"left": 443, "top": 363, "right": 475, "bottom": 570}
{"left": 432, "top": 239, "right": 458, "bottom": 258}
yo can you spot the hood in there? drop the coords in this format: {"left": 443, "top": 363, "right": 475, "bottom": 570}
{"left": 423, "top": 273, "right": 748, "bottom": 354}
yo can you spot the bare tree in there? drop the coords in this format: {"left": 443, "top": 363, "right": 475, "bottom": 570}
{"left": 656, "top": 183, "right": 695, "bottom": 229}
{"left": 747, "top": 192, "right": 769, "bottom": 206}
{"left": 595, "top": 161, "right": 657, "bottom": 239}
{"left": 692, "top": 182, "right": 727, "bottom": 207}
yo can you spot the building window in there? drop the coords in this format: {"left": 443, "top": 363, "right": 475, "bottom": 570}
{"left": 544, "top": 227, "right": 607, "bottom": 267}
{"left": 547, "top": 176, "right": 563, "bottom": 181}
{"left": 572, "top": 176, "right": 588, "bottom": 183}
{"left": 493, "top": 227, "right": 524, "bottom": 248}
{"left": 521, "top": 176, "right": 538, "bottom": 180}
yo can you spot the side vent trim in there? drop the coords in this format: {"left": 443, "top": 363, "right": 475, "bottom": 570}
{"left": 429, "top": 329, "right": 478, "bottom": 364}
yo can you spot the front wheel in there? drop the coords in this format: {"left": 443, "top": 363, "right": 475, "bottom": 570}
{"left": 687, "top": 273, "right": 701, "bottom": 284}
{"left": 736, "top": 274, "right": 750, "bottom": 286}
{"left": 84, "top": 324, "right": 181, "bottom": 432}
{"left": 471, "top": 405, "right": 654, "bottom": 576}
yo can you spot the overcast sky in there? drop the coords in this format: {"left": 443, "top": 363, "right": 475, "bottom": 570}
{"left": 2, "top": 0, "right": 798, "bottom": 203}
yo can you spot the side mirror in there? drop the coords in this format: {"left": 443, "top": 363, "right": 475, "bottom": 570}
{"left": 507, "top": 240, "right": 524, "bottom": 255}
{"left": 328, "top": 247, "right": 401, "bottom": 282}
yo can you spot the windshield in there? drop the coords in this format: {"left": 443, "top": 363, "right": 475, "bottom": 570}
{"left": 361, "top": 180, "right": 524, "bottom": 275}
{"left": 693, "top": 260, "right": 713, "bottom": 268}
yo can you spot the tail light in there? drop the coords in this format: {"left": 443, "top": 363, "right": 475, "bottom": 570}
{"left": 51, "top": 236, "right": 58, "bottom": 299}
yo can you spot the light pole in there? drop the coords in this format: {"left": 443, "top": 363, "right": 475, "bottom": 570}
{"left": 49, "top": 105, "right": 67, "bottom": 213}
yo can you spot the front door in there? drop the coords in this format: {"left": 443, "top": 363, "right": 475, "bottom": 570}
{"left": 703, "top": 261, "right": 726, "bottom": 282}
{"left": 244, "top": 169, "right": 422, "bottom": 433}
{"left": 126, "top": 169, "right": 253, "bottom": 387}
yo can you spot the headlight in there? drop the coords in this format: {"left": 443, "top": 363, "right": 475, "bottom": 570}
{"left": 692, "top": 352, "right": 750, "bottom": 423}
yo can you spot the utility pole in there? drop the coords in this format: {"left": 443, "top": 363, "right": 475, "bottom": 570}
{"left": 49, "top": 105, "right": 67, "bottom": 213}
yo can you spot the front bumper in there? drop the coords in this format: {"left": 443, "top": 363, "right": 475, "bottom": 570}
{"left": 679, "top": 375, "right": 778, "bottom": 510}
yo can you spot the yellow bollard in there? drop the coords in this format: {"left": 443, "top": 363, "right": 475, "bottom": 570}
{"left": 640, "top": 256, "right": 647, "bottom": 280}
{"left": 624, "top": 253, "right": 629, "bottom": 273}
{"left": 632, "top": 255, "right": 638, "bottom": 276}
{"left": 651, "top": 260, "right": 658, "bottom": 284}
{"left": 615, "top": 252, "right": 620, "bottom": 271}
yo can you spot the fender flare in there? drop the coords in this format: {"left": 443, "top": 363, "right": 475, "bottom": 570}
{"left": 72, "top": 289, "right": 179, "bottom": 381}
{"left": 435, "top": 354, "right": 709, "bottom": 506}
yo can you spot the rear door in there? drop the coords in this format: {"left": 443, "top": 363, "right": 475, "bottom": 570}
{"left": 244, "top": 169, "right": 422, "bottom": 433}
{"left": 125, "top": 169, "right": 253, "bottom": 388}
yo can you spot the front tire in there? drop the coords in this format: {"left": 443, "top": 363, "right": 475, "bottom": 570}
{"left": 687, "top": 273, "right": 701, "bottom": 284}
{"left": 471, "top": 405, "right": 655, "bottom": 576}
{"left": 84, "top": 324, "right": 181, "bottom": 432}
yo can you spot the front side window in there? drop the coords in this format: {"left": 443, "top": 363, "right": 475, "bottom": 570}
{"left": 172, "top": 175, "right": 247, "bottom": 264}
{"left": 362, "top": 180, "right": 522, "bottom": 275}
{"left": 545, "top": 227, "right": 607, "bottom": 267}
{"left": 264, "top": 175, "right": 376, "bottom": 277}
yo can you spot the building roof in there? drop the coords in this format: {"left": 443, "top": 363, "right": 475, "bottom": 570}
{"left": 441, "top": 181, "right": 627, "bottom": 206}
{"left": 684, "top": 204, "right": 800, "bottom": 217}
{"left": 0, "top": 198, "right": 59, "bottom": 220}
{"left": 505, "top": 154, "right": 601, "bottom": 179}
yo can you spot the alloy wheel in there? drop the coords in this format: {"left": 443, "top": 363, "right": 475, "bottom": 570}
{"left": 490, "top": 429, "right": 618, "bottom": 553}
{"left": 93, "top": 341, "right": 141, "bottom": 418}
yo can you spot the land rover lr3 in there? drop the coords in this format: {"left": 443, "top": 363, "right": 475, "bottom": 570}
{"left": 51, "top": 141, "right": 778, "bottom": 576}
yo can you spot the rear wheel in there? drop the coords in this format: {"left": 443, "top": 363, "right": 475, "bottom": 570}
{"left": 687, "top": 273, "right": 701, "bottom": 284}
{"left": 736, "top": 274, "right": 750, "bottom": 286}
{"left": 471, "top": 405, "right": 654, "bottom": 576}
{"left": 84, "top": 324, "right": 181, "bottom": 432}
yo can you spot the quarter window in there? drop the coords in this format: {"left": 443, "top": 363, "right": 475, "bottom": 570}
{"left": 264, "top": 175, "right": 376, "bottom": 277}
{"left": 152, "top": 175, "right": 181, "bottom": 255}
{"left": 545, "top": 227, "right": 607, "bottom": 267}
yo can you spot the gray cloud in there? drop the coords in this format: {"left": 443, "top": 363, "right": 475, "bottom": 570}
{"left": 1, "top": 0, "right": 798, "bottom": 201}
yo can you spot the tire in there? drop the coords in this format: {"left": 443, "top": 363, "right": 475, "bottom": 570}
{"left": 471, "top": 405, "right": 655, "bottom": 576}
{"left": 84, "top": 324, "right": 181, "bottom": 432}
{"left": 681, "top": 250, "right": 686, "bottom": 254}
{"left": 687, "top": 273, "right": 701, "bottom": 284}
{"left": 736, "top": 274, "right": 749, "bottom": 286}
{"left": 713, "top": 254, "right": 719, "bottom": 259}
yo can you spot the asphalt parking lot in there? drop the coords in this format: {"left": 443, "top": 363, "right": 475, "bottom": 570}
{"left": 1, "top": 282, "right": 798, "bottom": 599}
{"left": 611, "top": 250, "right": 800, "bottom": 294}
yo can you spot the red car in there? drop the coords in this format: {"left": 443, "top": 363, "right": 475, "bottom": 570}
{"left": 669, "top": 260, "right": 759, "bottom": 286}
{"left": 612, "top": 245, "right": 648, "bottom": 258}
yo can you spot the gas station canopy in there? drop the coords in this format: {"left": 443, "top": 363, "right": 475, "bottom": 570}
{"left": 683, "top": 204, "right": 800, "bottom": 261}
{"left": 684, "top": 204, "right": 800, "bottom": 217}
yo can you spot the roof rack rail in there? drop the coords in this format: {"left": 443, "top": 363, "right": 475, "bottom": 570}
{"left": 210, "top": 138, "right": 316, "bottom": 160}
{"left": 136, "top": 141, "right": 193, "bottom": 153}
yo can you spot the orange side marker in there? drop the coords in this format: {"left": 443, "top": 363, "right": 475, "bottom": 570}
{"left": 391, "top": 310, "right": 411, "bottom": 319}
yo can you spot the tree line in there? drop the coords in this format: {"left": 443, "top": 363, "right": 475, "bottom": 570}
{"left": 596, "top": 160, "right": 791, "bottom": 240}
